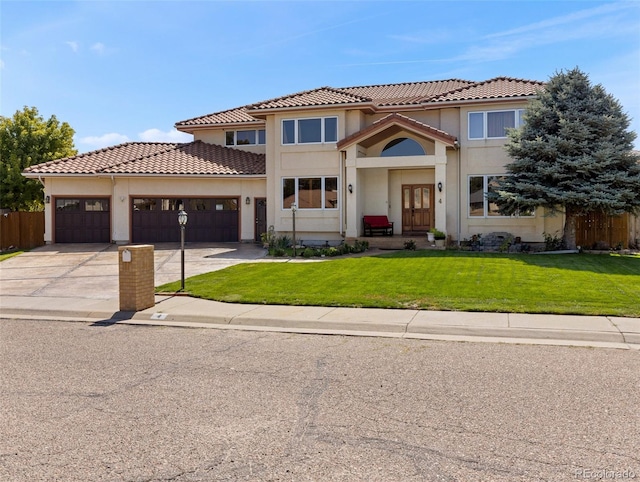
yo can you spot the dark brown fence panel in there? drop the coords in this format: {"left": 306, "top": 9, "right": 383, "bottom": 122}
{"left": 576, "top": 211, "right": 629, "bottom": 249}
{"left": 0, "top": 211, "right": 45, "bottom": 250}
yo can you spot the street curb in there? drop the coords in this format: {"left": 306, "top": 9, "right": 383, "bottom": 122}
{"left": 2, "top": 304, "right": 639, "bottom": 351}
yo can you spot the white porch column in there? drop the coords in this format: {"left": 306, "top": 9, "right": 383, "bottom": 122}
{"left": 345, "top": 159, "right": 359, "bottom": 238}
{"left": 434, "top": 143, "right": 447, "bottom": 234}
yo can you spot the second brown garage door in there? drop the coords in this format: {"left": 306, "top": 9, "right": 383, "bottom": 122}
{"left": 132, "top": 197, "right": 239, "bottom": 243}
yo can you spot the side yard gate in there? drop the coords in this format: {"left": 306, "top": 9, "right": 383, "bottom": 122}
{"left": 0, "top": 211, "right": 45, "bottom": 250}
{"left": 575, "top": 212, "right": 630, "bottom": 249}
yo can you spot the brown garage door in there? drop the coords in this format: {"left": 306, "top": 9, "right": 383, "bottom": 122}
{"left": 132, "top": 197, "right": 239, "bottom": 243}
{"left": 55, "top": 198, "right": 110, "bottom": 243}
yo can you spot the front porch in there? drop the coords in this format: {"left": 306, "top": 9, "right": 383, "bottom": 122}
{"left": 337, "top": 112, "right": 456, "bottom": 240}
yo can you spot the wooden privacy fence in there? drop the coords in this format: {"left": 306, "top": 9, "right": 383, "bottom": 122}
{"left": 0, "top": 211, "right": 45, "bottom": 250}
{"left": 575, "top": 211, "right": 629, "bottom": 249}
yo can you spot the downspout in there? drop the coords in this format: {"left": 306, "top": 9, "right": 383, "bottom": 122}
{"left": 340, "top": 150, "right": 346, "bottom": 236}
{"left": 111, "top": 176, "right": 116, "bottom": 244}
{"left": 455, "top": 139, "right": 461, "bottom": 246}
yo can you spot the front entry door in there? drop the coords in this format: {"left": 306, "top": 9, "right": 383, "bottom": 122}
{"left": 402, "top": 185, "right": 434, "bottom": 234}
{"left": 254, "top": 198, "right": 267, "bottom": 242}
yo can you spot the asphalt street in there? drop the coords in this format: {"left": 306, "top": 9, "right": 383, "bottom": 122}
{"left": 1, "top": 319, "right": 638, "bottom": 481}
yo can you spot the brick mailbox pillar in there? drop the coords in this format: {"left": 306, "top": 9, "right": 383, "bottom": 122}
{"left": 118, "top": 245, "right": 155, "bottom": 311}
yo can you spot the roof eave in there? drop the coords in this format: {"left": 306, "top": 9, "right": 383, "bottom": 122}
{"left": 421, "top": 94, "right": 539, "bottom": 109}
{"left": 25, "top": 172, "right": 267, "bottom": 179}
{"left": 246, "top": 101, "right": 378, "bottom": 117}
{"left": 175, "top": 119, "right": 265, "bottom": 133}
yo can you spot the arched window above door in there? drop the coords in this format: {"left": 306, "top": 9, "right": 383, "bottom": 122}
{"left": 381, "top": 137, "right": 426, "bottom": 157}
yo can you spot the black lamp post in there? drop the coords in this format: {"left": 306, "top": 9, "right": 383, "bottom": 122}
{"left": 291, "top": 203, "right": 297, "bottom": 257}
{"left": 178, "top": 209, "right": 188, "bottom": 291}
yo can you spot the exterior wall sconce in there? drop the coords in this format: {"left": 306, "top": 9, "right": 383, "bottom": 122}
{"left": 45, "top": 195, "right": 50, "bottom": 204}
{"left": 437, "top": 182, "right": 443, "bottom": 192}
{"left": 348, "top": 184, "right": 353, "bottom": 193}
{"left": 245, "top": 196, "right": 251, "bottom": 205}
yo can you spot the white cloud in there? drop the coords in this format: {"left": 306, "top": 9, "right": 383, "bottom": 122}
{"left": 66, "top": 41, "right": 79, "bottom": 53}
{"left": 138, "top": 128, "right": 192, "bottom": 143}
{"left": 90, "top": 42, "right": 105, "bottom": 54}
{"left": 79, "top": 133, "right": 130, "bottom": 150}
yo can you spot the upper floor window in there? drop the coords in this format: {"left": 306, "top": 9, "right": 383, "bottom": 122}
{"left": 282, "top": 117, "right": 338, "bottom": 145}
{"left": 468, "top": 110, "right": 525, "bottom": 140}
{"left": 226, "top": 129, "right": 265, "bottom": 146}
{"left": 381, "top": 138, "right": 426, "bottom": 157}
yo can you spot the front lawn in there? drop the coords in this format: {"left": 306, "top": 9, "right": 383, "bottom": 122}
{"left": 157, "top": 251, "right": 640, "bottom": 317}
{"left": 0, "top": 250, "right": 24, "bottom": 262}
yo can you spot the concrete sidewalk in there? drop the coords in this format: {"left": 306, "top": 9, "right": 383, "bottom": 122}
{"left": 1, "top": 293, "right": 639, "bottom": 350}
{"left": 1, "top": 243, "right": 639, "bottom": 350}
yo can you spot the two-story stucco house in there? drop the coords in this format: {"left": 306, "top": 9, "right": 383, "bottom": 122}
{"left": 25, "top": 76, "right": 571, "bottom": 246}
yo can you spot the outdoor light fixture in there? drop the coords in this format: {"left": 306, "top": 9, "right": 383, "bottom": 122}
{"left": 437, "top": 182, "right": 443, "bottom": 192}
{"left": 45, "top": 196, "right": 50, "bottom": 204}
{"left": 245, "top": 196, "right": 251, "bottom": 205}
{"left": 348, "top": 184, "right": 353, "bottom": 193}
{"left": 178, "top": 210, "right": 188, "bottom": 291}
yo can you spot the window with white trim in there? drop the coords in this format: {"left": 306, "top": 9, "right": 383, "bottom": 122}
{"left": 282, "top": 117, "right": 338, "bottom": 145}
{"left": 468, "top": 110, "right": 525, "bottom": 140}
{"left": 226, "top": 129, "right": 265, "bottom": 146}
{"left": 282, "top": 177, "right": 338, "bottom": 209}
{"left": 468, "top": 175, "right": 534, "bottom": 218}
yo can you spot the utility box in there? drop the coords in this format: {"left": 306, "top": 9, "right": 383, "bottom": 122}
{"left": 118, "top": 245, "right": 155, "bottom": 311}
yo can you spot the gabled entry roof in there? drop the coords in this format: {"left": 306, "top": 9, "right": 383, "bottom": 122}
{"left": 23, "top": 141, "right": 266, "bottom": 177}
{"left": 336, "top": 113, "right": 457, "bottom": 150}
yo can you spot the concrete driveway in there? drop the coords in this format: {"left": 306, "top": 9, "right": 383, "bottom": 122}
{"left": 0, "top": 243, "right": 268, "bottom": 300}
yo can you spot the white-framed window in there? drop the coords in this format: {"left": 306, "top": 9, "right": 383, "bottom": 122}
{"left": 282, "top": 176, "right": 338, "bottom": 210}
{"left": 468, "top": 175, "right": 534, "bottom": 218}
{"left": 468, "top": 110, "right": 525, "bottom": 140}
{"left": 282, "top": 117, "right": 338, "bottom": 145}
{"left": 226, "top": 129, "right": 266, "bottom": 146}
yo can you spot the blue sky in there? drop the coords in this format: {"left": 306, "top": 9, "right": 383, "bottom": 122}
{"left": 2, "top": 0, "right": 639, "bottom": 152}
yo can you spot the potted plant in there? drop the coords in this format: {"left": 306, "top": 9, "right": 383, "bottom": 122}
{"left": 429, "top": 228, "right": 446, "bottom": 247}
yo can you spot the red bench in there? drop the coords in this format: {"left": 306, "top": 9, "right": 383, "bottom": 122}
{"left": 363, "top": 215, "right": 394, "bottom": 236}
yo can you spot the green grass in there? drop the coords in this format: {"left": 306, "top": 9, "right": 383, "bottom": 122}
{"left": 0, "top": 250, "right": 24, "bottom": 262}
{"left": 157, "top": 251, "right": 640, "bottom": 317}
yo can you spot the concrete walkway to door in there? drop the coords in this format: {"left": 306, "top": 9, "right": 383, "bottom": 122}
{"left": 0, "top": 243, "right": 270, "bottom": 300}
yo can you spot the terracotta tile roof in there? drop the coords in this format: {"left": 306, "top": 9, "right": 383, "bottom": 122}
{"left": 23, "top": 141, "right": 265, "bottom": 176}
{"left": 430, "top": 77, "right": 544, "bottom": 103}
{"left": 337, "top": 113, "right": 457, "bottom": 150}
{"left": 247, "top": 86, "right": 371, "bottom": 111}
{"left": 175, "top": 107, "right": 262, "bottom": 127}
{"left": 176, "top": 77, "right": 542, "bottom": 128}
{"left": 339, "top": 79, "right": 474, "bottom": 106}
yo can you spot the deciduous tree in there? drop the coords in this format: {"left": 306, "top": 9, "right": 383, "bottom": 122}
{"left": 1, "top": 106, "right": 77, "bottom": 211}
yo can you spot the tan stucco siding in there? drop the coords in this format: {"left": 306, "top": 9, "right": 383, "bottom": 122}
{"left": 268, "top": 110, "right": 344, "bottom": 238}
{"left": 43, "top": 176, "right": 266, "bottom": 244}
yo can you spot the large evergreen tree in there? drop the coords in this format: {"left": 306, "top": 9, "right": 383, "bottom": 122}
{"left": 490, "top": 68, "right": 640, "bottom": 249}
{"left": 0, "top": 106, "right": 77, "bottom": 211}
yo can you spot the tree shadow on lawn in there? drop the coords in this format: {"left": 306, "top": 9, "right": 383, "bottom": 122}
{"left": 375, "top": 250, "right": 640, "bottom": 276}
